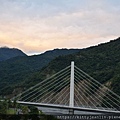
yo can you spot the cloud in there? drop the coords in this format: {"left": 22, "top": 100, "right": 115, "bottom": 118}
{"left": 0, "top": 0, "right": 120, "bottom": 54}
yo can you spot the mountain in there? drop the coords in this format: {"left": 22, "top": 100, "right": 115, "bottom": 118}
{"left": 13, "top": 37, "right": 120, "bottom": 109}
{"left": 38, "top": 38, "right": 120, "bottom": 95}
{"left": 13, "top": 37, "right": 120, "bottom": 99}
{"left": 0, "top": 47, "right": 27, "bottom": 61}
{"left": 0, "top": 37, "right": 120, "bottom": 102}
{"left": 0, "top": 48, "right": 80, "bottom": 96}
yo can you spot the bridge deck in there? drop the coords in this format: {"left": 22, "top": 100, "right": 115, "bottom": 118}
{"left": 17, "top": 101, "right": 120, "bottom": 114}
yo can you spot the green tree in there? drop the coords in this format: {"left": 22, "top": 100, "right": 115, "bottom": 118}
{"left": 21, "top": 105, "right": 29, "bottom": 114}
{"left": 0, "top": 101, "right": 7, "bottom": 114}
{"left": 7, "top": 99, "right": 12, "bottom": 109}
{"left": 13, "top": 99, "right": 17, "bottom": 114}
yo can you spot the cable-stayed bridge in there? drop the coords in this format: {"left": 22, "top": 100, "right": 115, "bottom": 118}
{"left": 12, "top": 62, "right": 120, "bottom": 114}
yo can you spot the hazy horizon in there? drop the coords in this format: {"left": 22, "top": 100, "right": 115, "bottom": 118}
{"left": 0, "top": 37, "right": 117, "bottom": 56}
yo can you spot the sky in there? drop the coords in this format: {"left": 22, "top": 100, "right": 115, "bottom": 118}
{"left": 0, "top": 0, "right": 120, "bottom": 55}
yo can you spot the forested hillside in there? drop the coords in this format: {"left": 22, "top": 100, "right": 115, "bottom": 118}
{"left": 18, "top": 37, "right": 120, "bottom": 98}
{"left": 0, "top": 48, "right": 80, "bottom": 96}
{"left": 0, "top": 47, "right": 27, "bottom": 61}
{"left": 0, "top": 38, "right": 120, "bottom": 98}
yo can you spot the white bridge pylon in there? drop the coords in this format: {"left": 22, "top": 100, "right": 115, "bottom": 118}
{"left": 13, "top": 61, "right": 120, "bottom": 114}
{"left": 69, "top": 61, "right": 74, "bottom": 108}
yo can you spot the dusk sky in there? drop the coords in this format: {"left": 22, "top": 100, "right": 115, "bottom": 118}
{"left": 0, "top": 0, "right": 120, "bottom": 55}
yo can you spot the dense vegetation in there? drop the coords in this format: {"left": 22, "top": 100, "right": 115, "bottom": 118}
{"left": 0, "top": 100, "right": 58, "bottom": 120}
{"left": 0, "top": 38, "right": 120, "bottom": 101}
{"left": 19, "top": 37, "right": 120, "bottom": 97}
{"left": 0, "top": 48, "right": 80, "bottom": 96}
{"left": 0, "top": 47, "right": 27, "bottom": 61}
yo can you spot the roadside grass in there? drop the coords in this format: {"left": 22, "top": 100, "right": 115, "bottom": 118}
{"left": 7, "top": 108, "right": 15, "bottom": 114}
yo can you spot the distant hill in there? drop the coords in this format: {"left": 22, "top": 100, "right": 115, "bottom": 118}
{"left": 0, "top": 47, "right": 27, "bottom": 61}
{"left": 11, "top": 37, "right": 120, "bottom": 98}
{"left": 17, "top": 37, "right": 120, "bottom": 109}
{"left": 32, "top": 37, "right": 120, "bottom": 96}
{"left": 0, "top": 37, "right": 120, "bottom": 102}
{"left": 0, "top": 48, "right": 80, "bottom": 96}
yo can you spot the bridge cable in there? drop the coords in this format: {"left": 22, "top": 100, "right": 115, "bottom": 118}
{"left": 75, "top": 66, "right": 120, "bottom": 104}
{"left": 74, "top": 71, "right": 113, "bottom": 110}
{"left": 75, "top": 66, "right": 120, "bottom": 109}
{"left": 53, "top": 86, "right": 70, "bottom": 105}
{"left": 59, "top": 88, "right": 70, "bottom": 106}
{"left": 39, "top": 77, "right": 70, "bottom": 104}
{"left": 12, "top": 65, "right": 70, "bottom": 100}
{"left": 25, "top": 74, "right": 70, "bottom": 102}
{"left": 19, "top": 67, "right": 70, "bottom": 101}
{"left": 75, "top": 67, "right": 120, "bottom": 109}
{"left": 74, "top": 78, "right": 99, "bottom": 110}
{"left": 74, "top": 85, "right": 87, "bottom": 108}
